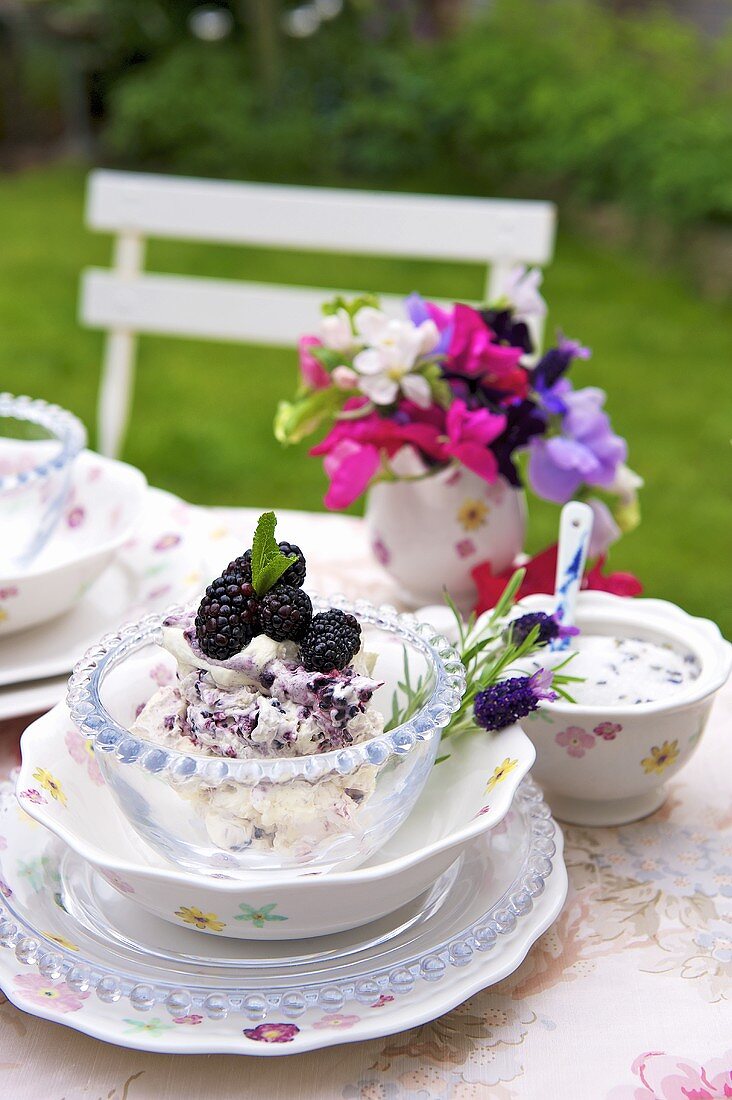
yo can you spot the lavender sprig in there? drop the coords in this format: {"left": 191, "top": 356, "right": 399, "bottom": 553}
{"left": 440, "top": 569, "right": 581, "bottom": 750}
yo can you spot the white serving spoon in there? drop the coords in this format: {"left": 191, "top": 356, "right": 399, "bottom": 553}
{"left": 550, "top": 500, "right": 594, "bottom": 651}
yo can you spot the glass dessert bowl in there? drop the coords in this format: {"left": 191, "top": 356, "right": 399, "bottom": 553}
{"left": 0, "top": 392, "right": 86, "bottom": 572}
{"left": 66, "top": 595, "right": 465, "bottom": 874}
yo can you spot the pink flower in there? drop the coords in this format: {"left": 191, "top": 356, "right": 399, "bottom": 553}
{"left": 147, "top": 584, "right": 172, "bottom": 600}
{"left": 66, "top": 506, "right": 85, "bottom": 528}
{"left": 298, "top": 335, "right": 331, "bottom": 390}
{"left": 150, "top": 662, "right": 173, "bottom": 687}
{"left": 313, "top": 1013, "right": 361, "bottom": 1030}
{"left": 456, "top": 538, "right": 476, "bottom": 559}
{"left": 442, "top": 400, "right": 507, "bottom": 483}
{"left": 14, "top": 973, "right": 89, "bottom": 1014}
{"left": 608, "top": 1049, "right": 732, "bottom": 1100}
{"left": 311, "top": 402, "right": 444, "bottom": 510}
{"left": 372, "top": 536, "right": 390, "bottom": 566}
{"left": 20, "top": 789, "right": 45, "bottom": 805}
{"left": 243, "top": 1022, "right": 300, "bottom": 1043}
{"left": 555, "top": 726, "right": 596, "bottom": 758}
{"left": 448, "top": 304, "right": 529, "bottom": 398}
{"left": 371, "top": 994, "right": 394, "bottom": 1008}
{"left": 594, "top": 722, "right": 622, "bottom": 740}
{"left": 65, "top": 728, "right": 103, "bottom": 786}
{"left": 0, "top": 587, "right": 18, "bottom": 600}
{"left": 102, "top": 870, "right": 135, "bottom": 895}
{"left": 154, "top": 533, "right": 181, "bottom": 552}
{"left": 321, "top": 439, "right": 381, "bottom": 510}
{"left": 174, "top": 1014, "right": 203, "bottom": 1025}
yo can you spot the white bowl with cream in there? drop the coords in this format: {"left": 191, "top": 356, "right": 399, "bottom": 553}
{"left": 514, "top": 591, "right": 732, "bottom": 825}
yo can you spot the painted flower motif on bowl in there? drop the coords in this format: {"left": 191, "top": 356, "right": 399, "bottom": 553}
{"left": 243, "top": 1022, "right": 300, "bottom": 1044}
{"left": 174, "top": 906, "right": 226, "bottom": 933}
{"left": 641, "top": 740, "right": 680, "bottom": 775}
{"left": 31, "top": 769, "right": 66, "bottom": 806}
{"left": 14, "top": 973, "right": 88, "bottom": 1014}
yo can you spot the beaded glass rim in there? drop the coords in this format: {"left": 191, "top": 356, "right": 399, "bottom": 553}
{"left": 0, "top": 778, "right": 557, "bottom": 1018}
{"left": 66, "top": 595, "right": 467, "bottom": 785}
{"left": 0, "top": 393, "right": 87, "bottom": 492}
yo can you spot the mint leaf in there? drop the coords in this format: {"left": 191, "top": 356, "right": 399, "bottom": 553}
{"left": 249, "top": 511, "right": 297, "bottom": 596}
{"left": 256, "top": 554, "right": 296, "bottom": 595}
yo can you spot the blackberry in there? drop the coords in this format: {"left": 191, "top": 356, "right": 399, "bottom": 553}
{"left": 276, "top": 541, "right": 307, "bottom": 588}
{"left": 300, "top": 609, "right": 361, "bottom": 673}
{"left": 225, "top": 553, "right": 252, "bottom": 581}
{"left": 259, "top": 585, "right": 312, "bottom": 642}
{"left": 194, "top": 565, "right": 261, "bottom": 660}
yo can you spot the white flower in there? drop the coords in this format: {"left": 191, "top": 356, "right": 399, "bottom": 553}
{"left": 332, "top": 366, "right": 358, "bottom": 390}
{"left": 609, "top": 463, "right": 644, "bottom": 504}
{"left": 320, "top": 309, "right": 355, "bottom": 352}
{"left": 498, "top": 265, "right": 547, "bottom": 319}
{"left": 351, "top": 307, "right": 439, "bottom": 408}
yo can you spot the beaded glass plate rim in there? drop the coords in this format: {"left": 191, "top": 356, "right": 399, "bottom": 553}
{"left": 0, "top": 778, "right": 557, "bottom": 1019}
{"left": 0, "top": 393, "right": 87, "bottom": 493}
{"left": 65, "top": 594, "right": 467, "bottom": 784}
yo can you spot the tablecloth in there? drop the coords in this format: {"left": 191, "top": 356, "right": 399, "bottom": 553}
{"left": 0, "top": 506, "right": 729, "bottom": 1100}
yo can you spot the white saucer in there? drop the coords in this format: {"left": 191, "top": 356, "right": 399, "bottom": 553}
{"left": 0, "top": 487, "right": 209, "bottom": 712}
{"left": 0, "top": 777, "right": 566, "bottom": 1055}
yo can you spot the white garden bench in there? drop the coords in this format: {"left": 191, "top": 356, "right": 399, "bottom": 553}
{"left": 80, "top": 170, "right": 556, "bottom": 458}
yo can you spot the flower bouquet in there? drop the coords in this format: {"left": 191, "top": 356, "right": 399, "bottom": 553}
{"left": 275, "top": 269, "right": 641, "bottom": 605}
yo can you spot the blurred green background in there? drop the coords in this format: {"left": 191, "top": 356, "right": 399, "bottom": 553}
{"left": 0, "top": 0, "right": 730, "bottom": 632}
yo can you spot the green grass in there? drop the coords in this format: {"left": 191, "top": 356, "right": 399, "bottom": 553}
{"left": 0, "top": 164, "right": 729, "bottom": 634}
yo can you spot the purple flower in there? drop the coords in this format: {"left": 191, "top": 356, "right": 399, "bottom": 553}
{"left": 505, "top": 611, "right": 579, "bottom": 648}
{"left": 490, "top": 399, "right": 547, "bottom": 487}
{"left": 528, "top": 386, "right": 627, "bottom": 504}
{"left": 532, "top": 336, "right": 591, "bottom": 401}
{"left": 480, "top": 307, "right": 533, "bottom": 353}
{"left": 474, "top": 669, "right": 557, "bottom": 731}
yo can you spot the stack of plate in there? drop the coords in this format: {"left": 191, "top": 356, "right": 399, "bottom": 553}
{"left": 0, "top": 451, "right": 210, "bottom": 721}
{"left": 3, "top": 692, "right": 567, "bottom": 1054}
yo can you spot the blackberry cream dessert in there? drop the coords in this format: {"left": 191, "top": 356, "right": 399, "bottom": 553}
{"left": 131, "top": 512, "right": 384, "bottom": 856}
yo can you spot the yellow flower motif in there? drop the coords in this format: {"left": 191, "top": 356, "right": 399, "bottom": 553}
{"left": 641, "top": 740, "right": 680, "bottom": 775}
{"left": 0, "top": 608, "right": 7, "bottom": 623}
{"left": 457, "top": 498, "right": 489, "bottom": 532}
{"left": 43, "top": 932, "right": 79, "bottom": 952}
{"left": 175, "top": 905, "right": 226, "bottom": 932}
{"left": 32, "top": 768, "right": 67, "bottom": 806}
{"left": 485, "top": 757, "right": 519, "bottom": 794}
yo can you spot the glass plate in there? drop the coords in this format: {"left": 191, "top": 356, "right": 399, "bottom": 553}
{"left": 0, "top": 778, "right": 556, "bottom": 1020}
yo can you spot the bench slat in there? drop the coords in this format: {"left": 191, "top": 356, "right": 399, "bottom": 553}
{"left": 81, "top": 270, "right": 464, "bottom": 345}
{"left": 87, "top": 171, "right": 556, "bottom": 264}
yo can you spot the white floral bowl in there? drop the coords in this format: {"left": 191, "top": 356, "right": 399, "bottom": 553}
{"left": 514, "top": 592, "right": 732, "bottom": 825}
{"left": 0, "top": 451, "right": 147, "bottom": 636}
{"left": 16, "top": 696, "right": 534, "bottom": 939}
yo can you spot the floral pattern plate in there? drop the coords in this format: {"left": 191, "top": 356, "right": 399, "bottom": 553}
{"left": 0, "top": 778, "right": 567, "bottom": 1056}
{"left": 0, "top": 487, "right": 209, "bottom": 714}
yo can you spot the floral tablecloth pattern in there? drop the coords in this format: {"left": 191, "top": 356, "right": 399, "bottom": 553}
{"left": 0, "top": 507, "right": 729, "bottom": 1100}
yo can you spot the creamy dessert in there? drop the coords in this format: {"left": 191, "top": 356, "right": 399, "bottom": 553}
{"left": 130, "top": 514, "right": 385, "bottom": 857}
{"left": 523, "top": 633, "right": 701, "bottom": 707}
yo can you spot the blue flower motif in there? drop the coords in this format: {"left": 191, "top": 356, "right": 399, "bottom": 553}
{"left": 597, "top": 823, "right": 725, "bottom": 898}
